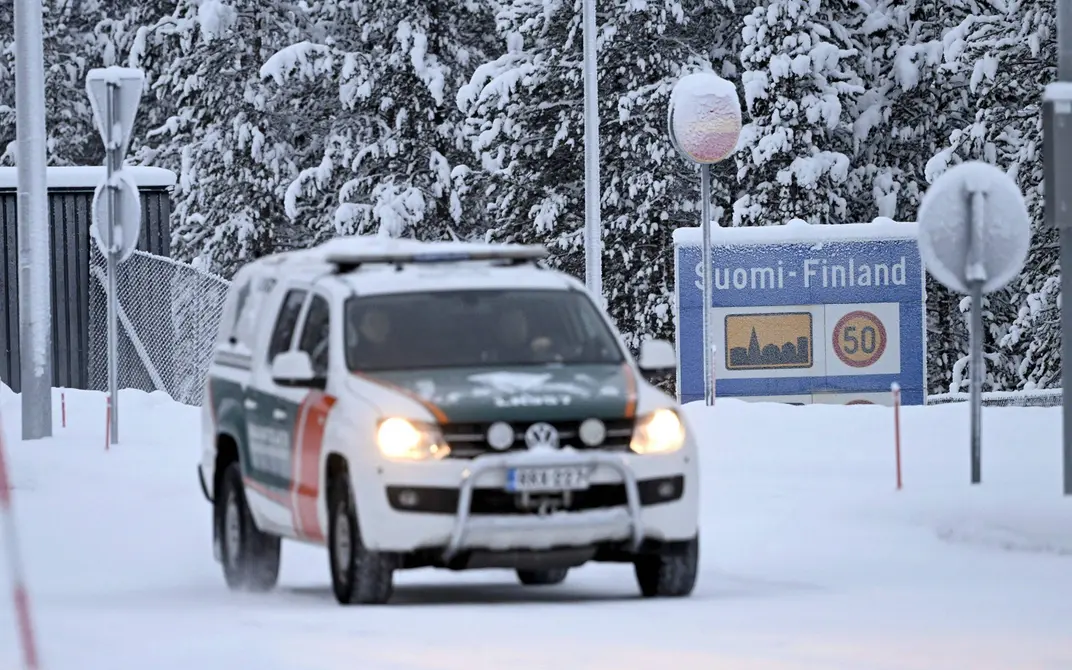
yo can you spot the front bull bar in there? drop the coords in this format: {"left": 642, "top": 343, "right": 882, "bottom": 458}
{"left": 442, "top": 450, "right": 645, "bottom": 562}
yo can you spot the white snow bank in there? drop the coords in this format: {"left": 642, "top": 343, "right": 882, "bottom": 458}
{"left": 0, "top": 166, "right": 177, "bottom": 190}
{"left": 0, "top": 389, "right": 1070, "bottom": 669}
{"left": 686, "top": 398, "right": 1072, "bottom": 556}
{"left": 673, "top": 218, "right": 918, "bottom": 245}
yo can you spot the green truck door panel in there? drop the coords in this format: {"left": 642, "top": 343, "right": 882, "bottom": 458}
{"left": 244, "top": 386, "right": 302, "bottom": 493}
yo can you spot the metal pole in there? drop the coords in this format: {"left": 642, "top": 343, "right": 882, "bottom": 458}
{"left": 1058, "top": 0, "right": 1072, "bottom": 495}
{"left": 700, "top": 164, "right": 713, "bottom": 406}
{"left": 13, "top": 0, "right": 53, "bottom": 440}
{"left": 969, "top": 281, "right": 984, "bottom": 484}
{"left": 106, "top": 83, "right": 120, "bottom": 445}
{"left": 581, "top": 0, "right": 602, "bottom": 303}
{"left": 965, "top": 185, "right": 988, "bottom": 485}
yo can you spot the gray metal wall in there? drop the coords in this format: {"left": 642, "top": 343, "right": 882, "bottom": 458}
{"left": 0, "top": 186, "right": 171, "bottom": 393}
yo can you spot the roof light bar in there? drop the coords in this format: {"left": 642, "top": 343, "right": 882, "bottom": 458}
{"left": 325, "top": 244, "right": 548, "bottom": 271}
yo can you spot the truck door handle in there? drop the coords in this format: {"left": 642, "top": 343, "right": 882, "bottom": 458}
{"left": 272, "top": 409, "right": 287, "bottom": 421}
{"left": 244, "top": 399, "right": 258, "bottom": 410}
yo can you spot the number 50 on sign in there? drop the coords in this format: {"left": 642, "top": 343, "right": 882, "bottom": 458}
{"left": 833, "top": 310, "right": 887, "bottom": 368}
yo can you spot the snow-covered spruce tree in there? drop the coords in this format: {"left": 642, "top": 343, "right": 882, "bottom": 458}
{"left": 843, "top": 0, "right": 979, "bottom": 393}
{"left": 0, "top": 1, "right": 121, "bottom": 166}
{"left": 844, "top": 0, "right": 971, "bottom": 222}
{"left": 137, "top": 0, "right": 309, "bottom": 277}
{"left": 733, "top": 0, "right": 863, "bottom": 227}
{"left": 261, "top": 0, "right": 498, "bottom": 244}
{"left": 929, "top": 0, "right": 1057, "bottom": 390}
{"left": 459, "top": 0, "right": 736, "bottom": 350}
{"left": 0, "top": 0, "right": 203, "bottom": 166}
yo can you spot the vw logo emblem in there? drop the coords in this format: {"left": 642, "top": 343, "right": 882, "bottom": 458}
{"left": 524, "top": 422, "right": 559, "bottom": 450}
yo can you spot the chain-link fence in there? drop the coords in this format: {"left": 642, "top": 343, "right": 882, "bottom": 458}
{"left": 89, "top": 246, "right": 230, "bottom": 406}
{"left": 926, "top": 389, "right": 1062, "bottom": 407}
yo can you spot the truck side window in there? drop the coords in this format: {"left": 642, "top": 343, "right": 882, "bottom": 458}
{"left": 267, "top": 289, "right": 308, "bottom": 362}
{"left": 297, "top": 295, "right": 331, "bottom": 377}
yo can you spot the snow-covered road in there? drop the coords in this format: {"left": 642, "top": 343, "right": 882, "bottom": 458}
{"left": 2, "top": 388, "right": 1071, "bottom": 669}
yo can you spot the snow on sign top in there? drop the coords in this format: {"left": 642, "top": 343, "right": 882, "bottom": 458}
{"left": 672, "top": 218, "right": 918, "bottom": 246}
{"left": 668, "top": 71, "right": 742, "bottom": 165}
{"left": 86, "top": 66, "right": 145, "bottom": 86}
{"left": 1043, "top": 82, "right": 1072, "bottom": 101}
{"left": 85, "top": 67, "right": 145, "bottom": 157}
{"left": 0, "top": 166, "right": 176, "bottom": 190}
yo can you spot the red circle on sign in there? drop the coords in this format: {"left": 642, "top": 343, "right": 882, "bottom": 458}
{"left": 832, "top": 310, "right": 888, "bottom": 368}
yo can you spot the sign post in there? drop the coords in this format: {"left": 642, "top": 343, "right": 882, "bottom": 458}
{"left": 667, "top": 71, "right": 742, "bottom": 406}
{"left": 85, "top": 67, "right": 145, "bottom": 445}
{"left": 1047, "top": 0, "right": 1072, "bottom": 495}
{"left": 13, "top": 0, "right": 53, "bottom": 441}
{"left": 581, "top": 0, "right": 602, "bottom": 303}
{"left": 916, "top": 161, "right": 1031, "bottom": 484}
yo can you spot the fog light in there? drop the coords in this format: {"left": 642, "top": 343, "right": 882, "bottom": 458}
{"left": 487, "top": 421, "right": 514, "bottom": 450}
{"left": 398, "top": 489, "right": 420, "bottom": 508}
{"left": 657, "top": 481, "right": 676, "bottom": 498}
{"left": 578, "top": 418, "right": 606, "bottom": 446}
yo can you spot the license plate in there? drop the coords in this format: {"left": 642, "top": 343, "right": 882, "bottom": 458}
{"left": 505, "top": 466, "right": 591, "bottom": 492}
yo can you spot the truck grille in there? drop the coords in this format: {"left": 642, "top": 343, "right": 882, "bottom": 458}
{"left": 440, "top": 418, "right": 634, "bottom": 459}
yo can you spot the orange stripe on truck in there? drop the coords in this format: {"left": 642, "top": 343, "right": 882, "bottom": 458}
{"left": 622, "top": 363, "right": 638, "bottom": 418}
{"left": 352, "top": 373, "right": 449, "bottom": 423}
{"left": 293, "top": 392, "right": 336, "bottom": 542}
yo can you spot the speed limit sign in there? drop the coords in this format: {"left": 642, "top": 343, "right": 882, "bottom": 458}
{"left": 832, "top": 310, "right": 887, "bottom": 368}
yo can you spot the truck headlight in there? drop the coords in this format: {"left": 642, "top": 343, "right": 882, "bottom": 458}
{"left": 376, "top": 418, "right": 450, "bottom": 461}
{"left": 630, "top": 409, "right": 685, "bottom": 455}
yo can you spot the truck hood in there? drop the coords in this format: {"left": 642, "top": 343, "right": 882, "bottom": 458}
{"left": 356, "top": 363, "right": 637, "bottom": 424}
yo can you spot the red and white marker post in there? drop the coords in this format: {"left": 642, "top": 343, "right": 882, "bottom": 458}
{"left": 0, "top": 410, "right": 42, "bottom": 669}
{"left": 891, "top": 382, "right": 903, "bottom": 491}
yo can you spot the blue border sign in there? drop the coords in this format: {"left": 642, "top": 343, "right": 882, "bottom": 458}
{"left": 673, "top": 221, "right": 926, "bottom": 406}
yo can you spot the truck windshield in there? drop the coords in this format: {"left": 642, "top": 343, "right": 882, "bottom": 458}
{"left": 344, "top": 289, "right": 626, "bottom": 372}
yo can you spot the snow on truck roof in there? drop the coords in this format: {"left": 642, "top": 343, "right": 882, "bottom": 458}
{"left": 0, "top": 165, "right": 177, "bottom": 189}
{"left": 246, "top": 235, "right": 580, "bottom": 294}
{"left": 319, "top": 236, "right": 548, "bottom": 269}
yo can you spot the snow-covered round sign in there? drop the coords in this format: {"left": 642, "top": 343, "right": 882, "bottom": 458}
{"left": 90, "top": 170, "right": 142, "bottom": 263}
{"left": 916, "top": 161, "right": 1031, "bottom": 295}
{"left": 667, "top": 71, "right": 742, "bottom": 165}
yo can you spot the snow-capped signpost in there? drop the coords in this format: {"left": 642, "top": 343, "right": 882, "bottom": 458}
{"left": 667, "top": 71, "right": 743, "bottom": 406}
{"left": 86, "top": 67, "right": 146, "bottom": 446}
{"left": 916, "top": 161, "right": 1031, "bottom": 485}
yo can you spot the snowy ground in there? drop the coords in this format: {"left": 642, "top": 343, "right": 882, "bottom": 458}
{"left": 1, "top": 386, "right": 1071, "bottom": 669}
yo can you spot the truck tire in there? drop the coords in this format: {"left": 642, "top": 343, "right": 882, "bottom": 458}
{"left": 634, "top": 535, "right": 698, "bottom": 598}
{"left": 216, "top": 462, "right": 281, "bottom": 592}
{"left": 327, "top": 472, "right": 395, "bottom": 605}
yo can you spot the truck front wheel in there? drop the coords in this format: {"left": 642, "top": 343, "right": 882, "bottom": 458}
{"left": 327, "top": 472, "right": 395, "bottom": 605}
